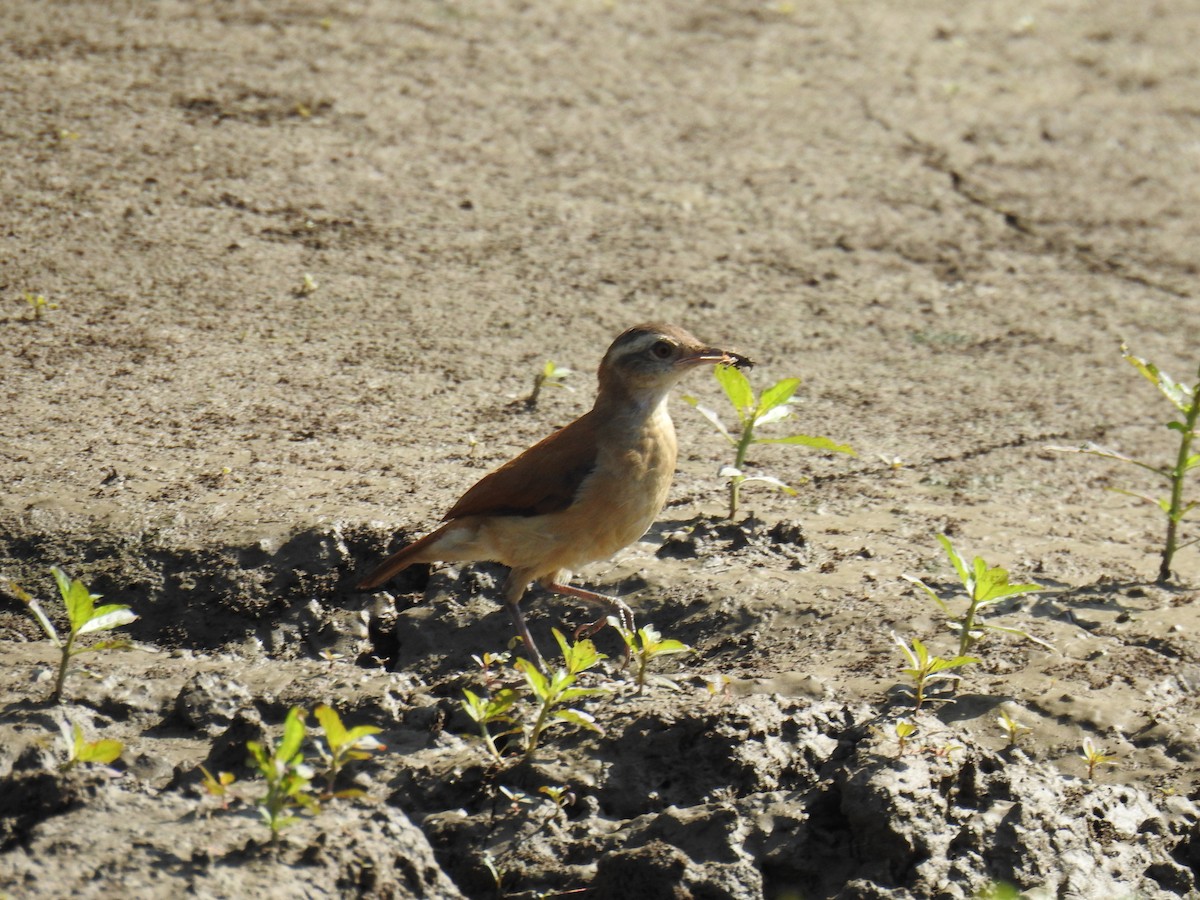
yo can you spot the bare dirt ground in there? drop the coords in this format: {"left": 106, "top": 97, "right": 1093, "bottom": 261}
{"left": 3, "top": 1, "right": 1200, "bottom": 897}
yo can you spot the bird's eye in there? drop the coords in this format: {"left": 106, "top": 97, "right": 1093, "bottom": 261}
{"left": 651, "top": 340, "right": 674, "bottom": 359}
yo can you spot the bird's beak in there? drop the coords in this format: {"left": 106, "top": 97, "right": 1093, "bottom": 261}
{"left": 677, "top": 347, "right": 755, "bottom": 370}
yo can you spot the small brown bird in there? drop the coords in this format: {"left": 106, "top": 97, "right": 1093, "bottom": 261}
{"left": 357, "top": 323, "right": 751, "bottom": 669}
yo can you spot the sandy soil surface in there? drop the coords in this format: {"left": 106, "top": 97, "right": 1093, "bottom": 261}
{"left": 2, "top": 1, "right": 1200, "bottom": 897}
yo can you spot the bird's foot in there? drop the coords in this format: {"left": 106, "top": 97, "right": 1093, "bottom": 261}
{"left": 573, "top": 598, "right": 635, "bottom": 640}
{"left": 545, "top": 581, "right": 635, "bottom": 665}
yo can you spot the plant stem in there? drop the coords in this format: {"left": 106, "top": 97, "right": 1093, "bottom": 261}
{"left": 729, "top": 421, "right": 754, "bottom": 519}
{"left": 1159, "top": 378, "right": 1200, "bottom": 583}
{"left": 51, "top": 631, "right": 75, "bottom": 704}
{"left": 524, "top": 700, "right": 552, "bottom": 759}
{"left": 958, "top": 600, "right": 978, "bottom": 658}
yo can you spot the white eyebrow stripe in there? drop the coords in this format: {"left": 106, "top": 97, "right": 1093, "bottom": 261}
{"left": 612, "top": 331, "right": 669, "bottom": 359}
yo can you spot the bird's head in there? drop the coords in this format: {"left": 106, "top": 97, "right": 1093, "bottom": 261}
{"left": 597, "top": 323, "right": 752, "bottom": 409}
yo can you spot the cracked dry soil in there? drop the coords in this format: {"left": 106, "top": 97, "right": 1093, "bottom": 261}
{"left": 3, "top": 1, "right": 1200, "bottom": 898}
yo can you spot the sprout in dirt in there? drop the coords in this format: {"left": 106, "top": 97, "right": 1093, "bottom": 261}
{"left": 685, "top": 364, "right": 854, "bottom": 519}
{"left": 903, "top": 535, "right": 1049, "bottom": 659}
{"left": 893, "top": 632, "right": 978, "bottom": 710}
{"left": 11, "top": 567, "right": 137, "bottom": 704}
{"left": 526, "top": 360, "right": 573, "bottom": 408}
{"left": 58, "top": 718, "right": 122, "bottom": 771}
{"left": 1048, "top": 344, "right": 1199, "bottom": 584}
{"left": 610, "top": 619, "right": 693, "bottom": 694}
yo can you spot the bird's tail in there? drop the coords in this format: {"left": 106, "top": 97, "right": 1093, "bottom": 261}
{"left": 356, "top": 524, "right": 454, "bottom": 590}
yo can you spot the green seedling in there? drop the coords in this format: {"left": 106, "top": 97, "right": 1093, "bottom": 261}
{"left": 611, "top": 619, "right": 692, "bottom": 694}
{"left": 1049, "top": 345, "right": 1199, "bottom": 583}
{"left": 23, "top": 292, "right": 59, "bottom": 320}
{"left": 198, "top": 765, "right": 237, "bottom": 810}
{"left": 685, "top": 364, "right": 854, "bottom": 518}
{"left": 471, "top": 650, "right": 513, "bottom": 690}
{"left": 461, "top": 685, "right": 522, "bottom": 761}
{"left": 312, "top": 704, "right": 384, "bottom": 799}
{"left": 537, "top": 784, "right": 576, "bottom": 820}
{"left": 1079, "top": 737, "right": 1117, "bottom": 780}
{"left": 514, "top": 629, "right": 609, "bottom": 759}
{"left": 894, "top": 719, "right": 917, "bottom": 754}
{"left": 296, "top": 272, "right": 319, "bottom": 296}
{"left": 996, "top": 708, "right": 1033, "bottom": 747}
{"left": 526, "top": 360, "right": 573, "bottom": 407}
{"left": 893, "top": 633, "right": 978, "bottom": 710}
{"left": 904, "top": 535, "right": 1049, "bottom": 658}
{"left": 13, "top": 567, "right": 137, "bottom": 704}
{"left": 246, "top": 706, "right": 318, "bottom": 838}
{"left": 58, "top": 719, "right": 122, "bottom": 771}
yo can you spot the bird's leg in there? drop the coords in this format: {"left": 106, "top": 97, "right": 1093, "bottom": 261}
{"left": 543, "top": 581, "right": 636, "bottom": 640}
{"left": 503, "top": 573, "right": 547, "bottom": 672}
{"left": 505, "top": 599, "right": 547, "bottom": 672}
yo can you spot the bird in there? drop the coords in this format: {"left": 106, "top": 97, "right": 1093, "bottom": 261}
{"left": 357, "top": 322, "right": 752, "bottom": 670}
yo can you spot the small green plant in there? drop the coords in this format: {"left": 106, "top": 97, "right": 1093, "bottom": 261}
{"left": 58, "top": 718, "right": 122, "bottom": 771}
{"left": 198, "top": 765, "right": 237, "bottom": 810}
{"left": 515, "top": 630, "right": 609, "bottom": 759}
{"left": 526, "top": 360, "right": 573, "bottom": 407}
{"left": 685, "top": 364, "right": 855, "bottom": 518}
{"left": 295, "top": 272, "right": 319, "bottom": 296}
{"left": 996, "top": 708, "right": 1033, "bottom": 747}
{"left": 1079, "top": 737, "right": 1118, "bottom": 780}
{"left": 312, "top": 704, "right": 384, "bottom": 799}
{"left": 23, "top": 292, "right": 59, "bottom": 320}
{"left": 537, "top": 784, "right": 576, "bottom": 820}
{"left": 893, "top": 633, "right": 978, "bottom": 710}
{"left": 894, "top": 719, "right": 917, "bottom": 754}
{"left": 460, "top": 633, "right": 620, "bottom": 760}
{"left": 461, "top": 685, "right": 522, "bottom": 761}
{"left": 904, "top": 535, "right": 1048, "bottom": 658}
{"left": 246, "top": 706, "right": 318, "bottom": 838}
{"left": 1049, "top": 345, "right": 1199, "bottom": 583}
{"left": 12, "top": 567, "right": 137, "bottom": 704}
{"left": 612, "top": 620, "right": 692, "bottom": 694}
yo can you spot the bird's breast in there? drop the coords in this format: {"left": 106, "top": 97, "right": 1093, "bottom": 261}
{"left": 557, "top": 404, "right": 678, "bottom": 566}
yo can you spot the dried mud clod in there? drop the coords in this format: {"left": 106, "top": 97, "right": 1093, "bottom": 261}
{"left": 657, "top": 515, "right": 808, "bottom": 569}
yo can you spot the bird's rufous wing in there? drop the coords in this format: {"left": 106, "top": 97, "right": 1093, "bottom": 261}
{"left": 444, "top": 411, "right": 600, "bottom": 519}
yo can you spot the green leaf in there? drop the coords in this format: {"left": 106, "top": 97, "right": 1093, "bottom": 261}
{"left": 313, "top": 704, "right": 347, "bottom": 748}
{"left": 555, "top": 686, "right": 609, "bottom": 704}
{"left": 981, "top": 623, "right": 1055, "bottom": 651}
{"left": 1109, "top": 486, "right": 1169, "bottom": 510}
{"left": 514, "top": 657, "right": 550, "bottom": 695}
{"left": 901, "top": 575, "right": 951, "bottom": 613}
{"left": 757, "top": 378, "right": 800, "bottom": 418}
{"left": 52, "top": 567, "right": 72, "bottom": 605}
{"left": 279, "top": 707, "right": 307, "bottom": 760}
{"left": 756, "top": 434, "right": 856, "bottom": 456}
{"left": 77, "top": 606, "right": 137, "bottom": 635}
{"left": 1123, "top": 346, "right": 1193, "bottom": 413}
{"left": 83, "top": 638, "right": 134, "bottom": 653}
{"left": 22, "top": 597, "right": 61, "bottom": 645}
{"left": 62, "top": 578, "right": 97, "bottom": 631}
{"left": 342, "top": 724, "right": 383, "bottom": 746}
{"left": 927, "top": 655, "right": 980, "bottom": 674}
{"left": 733, "top": 473, "right": 798, "bottom": 495}
{"left": 753, "top": 405, "right": 792, "bottom": 427}
{"left": 937, "top": 535, "right": 971, "bottom": 587}
{"left": 76, "top": 737, "right": 123, "bottom": 765}
{"left": 715, "top": 364, "right": 755, "bottom": 419}
{"left": 643, "top": 637, "right": 690, "bottom": 657}
{"left": 552, "top": 708, "right": 602, "bottom": 733}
